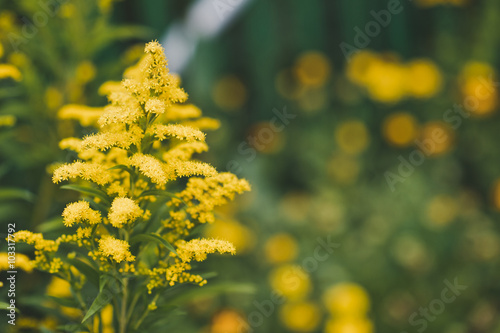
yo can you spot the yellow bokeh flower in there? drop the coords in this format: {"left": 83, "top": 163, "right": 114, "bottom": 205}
{"left": 279, "top": 301, "right": 321, "bottom": 332}
{"left": 364, "top": 59, "right": 406, "bottom": 103}
{"left": 327, "top": 153, "right": 361, "bottom": 185}
{"left": 335, "top": 120, "right": 370, "bottom": 155}
{"left": 0, "top": 64, "right": 22, "bottom": 81}
{"left": 0, "top": 253, "right": 33, "bottom": 272}
{"left": 294, "top": 51, "right": 332, "bottom": 87}
{"left": 58, "top": 104, "right": 104, "bottom": 127}
{"left": 323, "top": 283, "right": 370, "bottom": 317}
{"left": 211, "top": 309, "right": 247, "bottom": 333}
{"left": 417, "top": 121, "right": 454, "bottom": 156}
{"left": 459, "top": 62, "right": 498, "bottom": 116}
{"left": 46, "top": 276, "right": 72, "bottom": 298}
{"left": 264, "top": 233, "right": 298, "bottom": 264}
{"left": 213, "top": 75, "right": 248, "bottom": 111}
{"left": 382, "top": 112, "right": 419, "bottom": 147}
{"left": 269, "top": 264, "right": 311, "bottom": 301}
{"left": 426, "top": 195, "right": 458, "bottom": 228}
{"left": 405, "top": 59, "right": 442, "bottom": 98}
{"left": 324, "top": 317, "right": 374, "bottom": 333}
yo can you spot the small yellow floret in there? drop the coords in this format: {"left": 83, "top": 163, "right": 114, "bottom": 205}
{"left": 129, "top": 153, "right": 169, "bottom": 185}
{"left": 176, "top": 238, "right": 235, "bottom": 262}
{"left": 108, "top": 197, "right": 143, "bottom": 228}
{"left": 62, "top": 201, "right": 102, "bottom": 227}
{"left": 98, "top": 236, "right": 135, "bottom": 263}
{"left": 150, "top": 124, "right": 205, "bottom": 142}
{"left": 52, "top": 162, "right": 112, "bottom": 185}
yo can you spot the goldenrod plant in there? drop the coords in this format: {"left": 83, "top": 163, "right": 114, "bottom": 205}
{"left": 0, "top": 0, "right": 150, "bottom": 226}
{"left": 14, "top": 41, "right": 250, "bottom": 332}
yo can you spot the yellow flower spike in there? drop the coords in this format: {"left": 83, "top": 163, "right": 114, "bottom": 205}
{"left": 98, "top": 236, "right": 135, "bottom": 263}
{"left": 81, "top": 125, "right": 144, "bottom": 151}
{"left": 52, "top": 161, "right": 113, "bottom": 185}
{"left": 62, "top": 201, "right": 102, "bottom": 227}
{"left": 145, "top": 98, "right": 167, "bottom": 114}
{"left": 149, "top": 124, "right": 206, "bottom": 142}
{"left": 108, "top": 197, "right": 143, "bottom": 228}
{"left": 129, "top": 153, "right": 170, "bottom": 185}
{"left": 175, "top": 238, "right": 236, "bottom": 262}
{"left": 163, "top": 142, "right": 209, "bottom": 161}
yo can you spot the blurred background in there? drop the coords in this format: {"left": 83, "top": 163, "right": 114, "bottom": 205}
{"left": 1, "top": 0, "right": 500, "bottom": 332}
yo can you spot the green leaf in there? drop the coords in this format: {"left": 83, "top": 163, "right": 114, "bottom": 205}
{"left": 65, "top": 258, "right": 100, "bottom": 287}
{"left": 81, "top": 283, "right": 113, "bottom": 323}
{"left": 56, "top": 324, "right": 89, "bottom": 333}
{"left": 107, "top": 164, "right": 132, "bottom": 173}
{"left": 90, "top": 25, "right": 153, "bottom": 54}
{"left": 130, "top": 233, "right": 177, "bottom": 255}
{"left": 0, "top": 188, "right": 35, "bottom": 202}
{"left": 137, "top": 189, "right": 178, "bottom": 200}
{"left": 46, "top": 296, "right": 79, "bottom": 308}
{"left": 0, "top": 302, "right": 19, "bottom": 313}
{"left": 35, "top": 217, "right": 64, "bottom": 233}
{"left": 61, "top": 185, "right": 111, "bottom": 205}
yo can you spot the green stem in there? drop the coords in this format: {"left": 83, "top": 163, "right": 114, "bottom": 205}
{"left": 126, "top": 291, "right": 141, "bottom": 323}
{"left": 133, "top": 293, "right": 160, "bottom": 330}
{"left": 119, "top": 278, "right": 129, "bottom": 333}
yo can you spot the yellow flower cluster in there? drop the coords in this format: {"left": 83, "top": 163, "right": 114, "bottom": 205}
{"left": 323, "top": 283, "right": 374, "bottom": 333}
{"left": 98, "top": 236, "right": 135, "bottom": 263}
{"left": 108, "top": 197, "right": 143, "bottom": 227}
{"left": 347, "top": 50, "right": 442, "bottom": 103}
{"left": 175, "top": 238, "right": 236, "bottom": 262}
{"left": 62, "top": 201, "right": 102, "bottom": 227}
{"left": 15, "top": 41, "right": 250, "bottom": 315}
{"left": 169, "top": 173, "right": 251, "bottom": 227}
